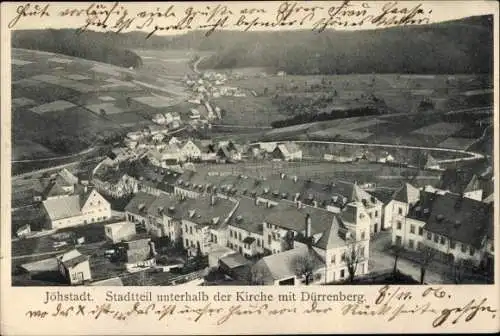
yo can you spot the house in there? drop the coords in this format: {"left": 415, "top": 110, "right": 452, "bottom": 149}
{"left": 180, "top": 195, "right": 238, "bottom": 256}
{"left": 168, "top": 137, "right": 181, "bottom": 146}
{"left": 272, "top": 142, "right": 302, "bottom": 161}
{"left": 251, "top": 246, "right": 324, "bottom": 285}
{"left": 217, "top": 145, "right": 242, "bottom": 163}
{"left": 125, "top": 192, "right": 158, "bottom": 231}
{"left": 90, "top": 277, "right": 124, "bottom": 286}
{"left": 259, "top": 142, "right": 277, "bottom": 153}
{"left": 126, "top": 131, "right": 143, "bottom": 141}
{"left": 147, "top": 145, "right": 181, "bottom": 167}
{"left": 421, "top": 194, "right": 492, "bottom": 267}
{"left": 218, "top": 252, "right": 251, "bottom": 280}
{"left": 152, "top": 113, "right": 166, "bottom": 125}
{"left": 392, "top": 192, "right": 494, "bottom": 268}
{"left": 105, "top": 221, "right": 137, "bottom": 244}
{"left": 16, "top": 224, "right": 31, "bottom": 238}
{"left": 57, "top": 249, "right": 92, "bottom": 285}
{"left": 117, "top": 237, "right": 156, "bottom": 271}
{"left": 227, "top": 197, "right": 275, "bottom": 258}
{"left": 42, "top": 188, "right": 111, "bottom": 229}
{"left": 383, "top": 183, "right": 421, "bottom": 230}
{"left": 180, "top": 140, "right": 203, "bottom": 161}
{"left": 437, "top": 169, "right": 494, "bottom": 202}
{"left": 424, "top": 154, "right": 441, "bottom": 170}
{"left": 152, "top": 133, "right": 165, "bottom": 143}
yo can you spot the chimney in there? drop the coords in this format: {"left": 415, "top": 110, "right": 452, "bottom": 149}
{"left": 293, "top": 175, "right": 298, "bottom": 183}
{"left": 280, "top": 172, "right": 286, "bottom": 180}
{"left": 305, "top": 214, "right": 312, "bottom": 238}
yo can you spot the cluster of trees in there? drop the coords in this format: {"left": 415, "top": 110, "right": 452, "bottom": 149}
{"left": 195, "top": 15, "right": 493, "bottom": 75}
{"left": 12, "top": 29, "right": 143, "bottom": 68}
{"left": 271, "top": 106, "right": 381, "bottom": 128}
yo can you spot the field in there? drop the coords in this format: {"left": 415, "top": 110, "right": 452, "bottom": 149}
{"left": 11, "top": 48, "right": 192, "bottom": 165}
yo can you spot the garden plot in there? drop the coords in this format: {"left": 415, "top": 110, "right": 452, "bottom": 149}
{"left": 310, "top": 128, "right": 373, "bottom": 140}
{"left": 48, "top": 57, "right": 73, "bottom": 64}
{"left": 338, "top": 118, "right": 387, "bottom": 131}
{"left": 437, "top": 137, "right": 477, "bottom": 150}
{"left": 412, "top": 122, "right": 463, "bottom": 136}
{"left": 85, "top": 103, "right": 124, "bottom": 115}
{"left": 91, "top": 66, "right": 122, "bottom": 77}
{"left": 12, "top": 59, "right": 33, "bottom": 66}
{"left": 99, "top": 96, "right": 116, "bottom": 101}
{"left": 65, "top": 74, "right": 90, "bottom": 81}
{"left": 30, "top": 74, "right": 95, "bottom": 93}
{"left": 12, "top": 97, "right": 37, "bottom": 107}
{"left": 30, "top": 100, "right": 76, "bottom": 115}
{"left": 132, "top": 95, "right": 175, "bottom": 108}
{"left": 101, "top": 77, "right": 136, "bottom": 89}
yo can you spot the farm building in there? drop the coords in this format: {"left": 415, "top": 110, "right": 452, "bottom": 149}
{"left": 57, "top": 249, "right": 92, "bottom": 285}
{"left": 16, "top": 224, "right": 31, "bottom": 238}
{"left": 105, "top": 221, "right": 137, "bottom": 244}
{"left": 42, "top": 188, "right": 111, "bottom": 230}
{"left": 272, "top": 142, "right": 302, "bottom": 161}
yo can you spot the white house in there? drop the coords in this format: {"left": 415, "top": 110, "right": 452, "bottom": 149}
{"left": 272, "top": 142, "right": 302, "bottom": 161}
{"left": 57, "top": 249, "right": 92, "bottom": 285}
{"left": 383, "top": 183, "right": 421, "bottom": 230}
{"left": 105, "top": 221, "right": 137, "bottom": 244}
{"left": 42, "top": 188, "right": 111, "bottom": 230}
{"left": 180, "top": 140, "right": 203, "bottom": 160}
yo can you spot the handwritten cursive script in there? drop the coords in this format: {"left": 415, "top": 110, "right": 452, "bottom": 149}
{"left": 7, "top": 1, "right": 434, "bottom": 37}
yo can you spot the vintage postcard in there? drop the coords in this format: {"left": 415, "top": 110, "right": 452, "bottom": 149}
{"left": 1, "top": 1, "right": 499, "bottom": 334}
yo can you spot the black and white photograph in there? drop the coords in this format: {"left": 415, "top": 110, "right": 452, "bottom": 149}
{"left": 8, "top": 2, "right": 495, "bottom": 289}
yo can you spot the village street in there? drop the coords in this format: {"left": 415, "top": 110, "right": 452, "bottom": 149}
{"left": 368, "top": 231, "right": 452, "bottom": 284}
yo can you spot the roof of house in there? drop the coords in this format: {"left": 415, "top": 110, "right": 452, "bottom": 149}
{"left": 44, "top": 182, "right": 71, "bottom": 198}
{"left": 393, "top": 183, "right": 421, "bottom": 204}
{"left": 58, "top": 169, "right": 79, "bottom": 185}
{"left": 43, "top": 195, "right": 82, "bottom": 221}
{"left": 219, "top": 252, "right": 250, "bottom": 269}
{"left": 439, "top": 169, "right": 478, "bottom": 194}
{"left": 253, "top": 246, "right": 324, "bottom": 282}
{"left": 228, "top": 197, "right": 279, "bottom": 234}
{"left": 264, "top": 203, "right": 334, "bottom": 235}
{"left": 279, "top": 142, "right": 301, "bottom": 154}
{"left": 58, "top": 249, "right": 89, "bottom": 269}
{"left": 406, "top": 191, "right": 438, "bottom": 222}
{"left": 425, "top": 154, "right": 439, "bottom": 168}
{"left": 423, "top": 193, "right": 491, "bottom": 248}
{"left": 124, "top": 192, "right": 157, "bottom": 216}
{"left": 90, "top": 277, "right": 124, "bottom": 286}
{"left": 314, "top": 217, "right": 347, "bottom": 250}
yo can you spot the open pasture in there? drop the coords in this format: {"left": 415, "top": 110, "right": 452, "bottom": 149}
{"left": 85, "top": 103, "right": 124, "bottom": 115}
{"left": 30, "top": 100, "right": 76, "bottom": 115}
{"left": 412, "top": 122, "right": 463, "bottom": 136}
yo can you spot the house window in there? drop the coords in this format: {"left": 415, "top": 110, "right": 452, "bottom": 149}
{"left": 398, "top": 207, "right": 403, "bottom": 215}
{"left": 396, "top": 221, "right": 402, "bottom": 230}
{"left": 450, "top": 241, "right": 456, "bottom": 249}
{"left": 361, "top": 231, "right": 366, "bottom": 240}
{"left": 461, "top": 244, "right": 467, "bottom": 253}
{"left": 340, "top": 269, "right": 345, "bottom": 278}
{"left": 434, "top": 234, "right": 439, "bottom": 243}
{"left": 268, "top": 235, "right": 271, "bottom": 245}
{"left": 185, "top": 239, "right": 189, "bottom": 246}
{"left": 375, "top": 210, "right": 378, "bottom": 217}
{"left": 229, "top": 230, "right": 233, "bottom": 238}
{"left": 214, "top": 236, "right": 218, "bottom": 244}
{"left": 418, "top": 227, "right": 423, "bottom": 236}
{"left": 190, "top": 227, "right": 193, "bottom": 235}
{"left": 341, "top": 252, "right": 346, "bottom": 262}
{"left": 440, "top": 237, "right": 446, "bottom": 245}
{"left": 257, "top": 239, "right": 261, "bottom": 247}
{"left": 238, "top": 233, "right": 242, "bottom": 241}
{"left": 410, "top": 225, "right": 415, "bottom": 234}
{"left": 417, "top": 242, "right": 422, "bottom": 250}
{"left": 395, "top": 235, "right": 402, "bottom": 246}
{"left": 360, "top": 247, "right": 365, "bottom": 257}
{"left": 469, "top": 248, "right": 475, "bottom": 256}
{"left": 331, "top": 255, "right": 336, "bottom": 264}
{"left": 369, "top": 212, "right": 372, "bottom": 218}
{"left": 427, "top": 232, "right": 432, "bottom": 240}
{"left": 409, "top": 239, "right": 414, "bottom": 249}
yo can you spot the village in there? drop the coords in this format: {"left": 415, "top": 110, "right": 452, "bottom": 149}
{"left": 10, "top": 60, "right": 495, "bottom": 287}
{"left": 12, "top": 128, "right": 494, "bottom": 286}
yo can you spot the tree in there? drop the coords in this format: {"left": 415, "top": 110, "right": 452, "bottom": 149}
{"left": 345, "top": 239, "right": 364, "bottom": 283}
{"left": 249, "top": 266, "right": 267, "bottom": 285}
{"left": 293, "top": 253, "right": 317, "bottom": 285}
{"left": 451, "top": 258, "right": 466, "bottom": 284}
{"left": 391, "top": 244, "right": 404, "bottom": 275}
{"left": 418, "top": 246, "right": 436, "bottom": 284}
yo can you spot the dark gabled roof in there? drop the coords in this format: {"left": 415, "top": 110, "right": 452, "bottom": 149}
{"left": 392, "top": 183, "right": 420, "bottom": 204}
{"left": 124, "top": 192, "right": 157, "bottom": 216}
{"left": 314, "top": 217, "right": 346, "bottom": 250}
{"left": 264, "top": 203, "right": 334, "bottom": 235}
{"left": 242, "top": 237, "right": 256, "bottom": 244}
{"left": 423, "top": 193, "right": 491, "bottom": 248}
{"left": 407, "top": 191, "right": 437, "bottom": 222}
{"left": 229, "top": 197, "right": 276, "bottom": 234}
{"left": 439, "top": 169, "right": 477, "bottom": 194}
